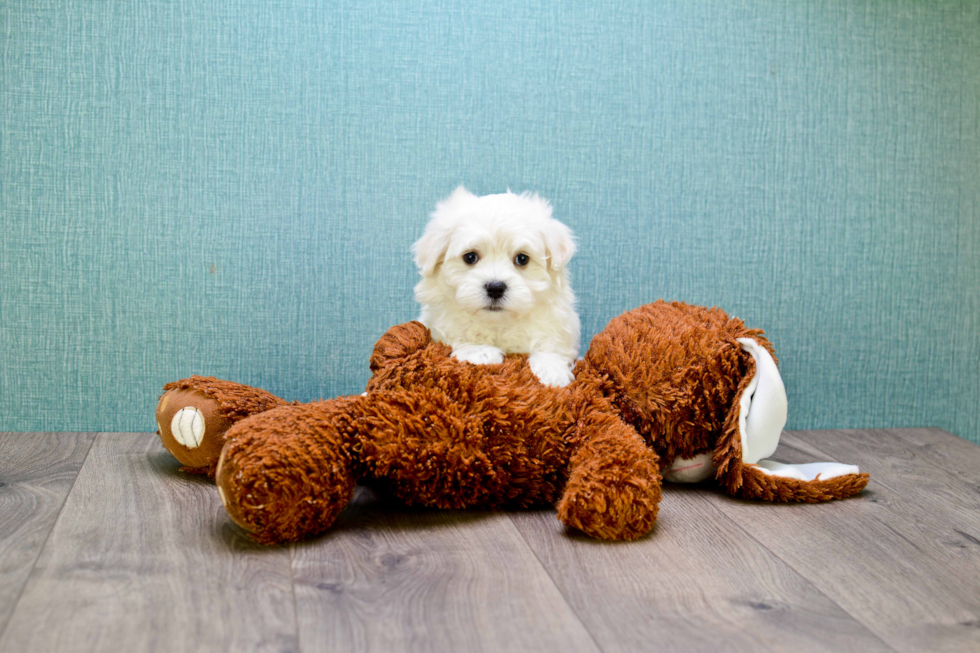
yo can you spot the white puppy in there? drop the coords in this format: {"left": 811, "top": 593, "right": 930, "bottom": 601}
{"left": 412, "top": 186, "right": 580, "bottom": 387}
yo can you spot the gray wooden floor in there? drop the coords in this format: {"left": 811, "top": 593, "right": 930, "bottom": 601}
{"left": 1, "top": 429, "right": 979, "bottom": 653}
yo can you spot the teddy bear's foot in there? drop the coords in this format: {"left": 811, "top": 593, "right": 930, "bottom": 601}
{"left": 157, "top": 387, "right": 234, "bottom": 475}
{"left": 156, "top": 376, "right": 286, "bottom": 475}
{"left": 215, "top": 398, "right": 362, "bottom": 544}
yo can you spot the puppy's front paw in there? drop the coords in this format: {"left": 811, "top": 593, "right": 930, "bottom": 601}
{"left": 528, "top": 352, "right": 575, "bottom": 387}
{"left": 452, "top": 344, "right": 505, "bottom": 366}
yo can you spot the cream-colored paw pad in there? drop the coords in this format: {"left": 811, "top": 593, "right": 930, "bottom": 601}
{"left": 171, "top": 407, "right": 206, "bottom": 448}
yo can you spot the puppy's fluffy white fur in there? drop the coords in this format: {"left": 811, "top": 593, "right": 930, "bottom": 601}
{"left": 412, "top": 186, "right": 580, "bottom": 387}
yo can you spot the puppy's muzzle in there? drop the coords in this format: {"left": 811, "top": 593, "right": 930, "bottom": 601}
{"left": 485, "top": 281, "right": 507, "bottom": 300}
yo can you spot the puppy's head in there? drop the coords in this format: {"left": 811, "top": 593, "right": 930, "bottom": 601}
{"left": 413, "top": 186, "right": 575, "bottom": 317}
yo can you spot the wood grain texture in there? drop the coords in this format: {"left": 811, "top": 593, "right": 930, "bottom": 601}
{"left": 510, "top": 485, "right": 892, "bottom": 653}
{"left": 703, "top": 428, "right": 980, "bottom": 653}
{"left": 0, "top": 433, "right": 95, "bottom": 637}
{"left": 290, "top": 486, "right": 599, "bottom": 653}
{"left": 0, "top": 433, "right": 297, "bottom": 653}
{"left": 887, "top": 427, "right": 980, "bottom": 489}
{"left": 1, "top": 428, "right": 977, "bottom": 653}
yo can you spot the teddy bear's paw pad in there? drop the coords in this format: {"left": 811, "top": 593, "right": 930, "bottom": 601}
{"left": 753, "top": 460, "right": 859, "bottom": 482}
{"left": 170, "top": 407, "right": 206, "bottom": 448}
{"left": 156, "top": 388, "right": 233, "bottom": 472}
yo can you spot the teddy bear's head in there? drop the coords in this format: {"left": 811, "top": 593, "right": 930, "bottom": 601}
{"left": 574, "top": 301, "right": 771, "bottom": 475}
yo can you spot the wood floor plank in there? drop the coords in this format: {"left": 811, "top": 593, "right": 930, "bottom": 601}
{"left": 0, "top": 433, "right": 95, "bottom": 637}
{"left": 0, "top": 433, "right": 298, "bottom": 653}
{"left": 4, "top": 428, "right": 973, "bottom": 652}
{"left": 290, "top": 486, "right": 600, "bottom": 653}
{"left": 509, "top": 484, "right": 891, "bottom": 653}
{"left": 886, "top": 427, "right": 980, "bottom": 489}
{"left": 701, "top": 429, "right": 980, "bottom": 653}
{"left": 781, "top": 428, "right": 980, "bottom": 530}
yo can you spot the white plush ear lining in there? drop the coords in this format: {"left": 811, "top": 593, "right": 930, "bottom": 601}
{"left": 753, "top": 460, "right": 860, "bottom": 481}
{"left": 412, "top": 186, "right": 473, "bottom": 276}
{"left": 737, "top": 338, "right": 788, "bottom": 465}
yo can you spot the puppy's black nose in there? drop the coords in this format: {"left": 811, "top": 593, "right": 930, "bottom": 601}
{"left": 485, "top": 281, "right": 507, "bottom": 299}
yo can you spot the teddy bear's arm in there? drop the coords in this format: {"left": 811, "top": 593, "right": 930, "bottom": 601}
{"left": 557, "top": 400, "right": 662, "bottom": 540}
{"left": 369, "top": 321, "right": 432, "bottom": 372}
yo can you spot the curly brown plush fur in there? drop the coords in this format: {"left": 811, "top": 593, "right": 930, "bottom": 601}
{"left": 209, "top": 320, "right": 662, "bottom": 544}
{"left": 156, "top": 301, "right": 867, "bottom": 545}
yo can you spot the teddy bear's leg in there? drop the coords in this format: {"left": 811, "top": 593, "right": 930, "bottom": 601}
{"left": 155, "top": 376, "right": 287, "bottom": 475}
{"left": 557, "top": 406, "right": 662, "bottom": 540}
{"left": 714, "top": 339, "right": 869, "bottom": 501}
{"left": 214, "top": 396, "right": 364, "bottom": 544}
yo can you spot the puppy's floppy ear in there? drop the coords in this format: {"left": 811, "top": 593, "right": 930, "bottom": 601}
{"left": 543, "top": 218, "right": 576, "bottom": 271}
{"left": 412, "top": 186, "right": 473, "bottom": 276}
{"left": 521, "top": 192, "right": 576, "bottom": 271}
{"left": 412, "top": 221, "right": 450, "bottom": 277}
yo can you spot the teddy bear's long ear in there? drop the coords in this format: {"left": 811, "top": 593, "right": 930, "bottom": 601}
{"left": 713, "top": 338, "right": 869, "bottom": 502}
{"left": 412, "top": 186, "right": 473, "bottom": 276}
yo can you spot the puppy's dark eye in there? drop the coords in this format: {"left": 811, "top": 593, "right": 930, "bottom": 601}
{"left": 462, "top": 251, "right": 479, "bottom": 265}
{"left": 514, "top": 253, "right": 530, "bottom": 267}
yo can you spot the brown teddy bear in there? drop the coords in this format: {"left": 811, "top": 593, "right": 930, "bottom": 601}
{"left": 155, "top": 301, "right": 868, "bottom": 544}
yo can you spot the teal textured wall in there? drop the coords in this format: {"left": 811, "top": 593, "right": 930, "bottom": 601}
{"left": 1, "top": 1, "right": 978, "bottom": 442}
